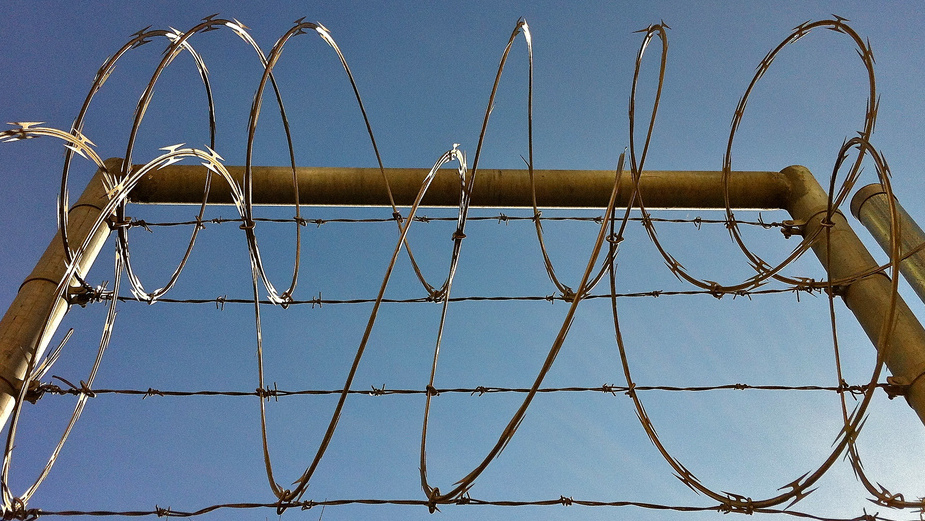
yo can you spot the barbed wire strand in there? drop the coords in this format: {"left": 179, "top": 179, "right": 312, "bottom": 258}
{"left": 116, "top": 213, "right": 790, "bottom": 228}
{"left": 25, "top": 380, "right": 898, "bottom": 401}
{"left": 0, "top": 496, "right": 903, "bottom": 521}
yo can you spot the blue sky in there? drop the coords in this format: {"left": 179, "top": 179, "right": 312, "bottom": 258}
{"left": 1, "top": 2, "right": 924, "bottom": 520}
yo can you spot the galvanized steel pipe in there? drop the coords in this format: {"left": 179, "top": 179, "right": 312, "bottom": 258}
{"left": 127, "top": 165, "right": 792, "bottom": 210}
{"left": 851, "top": 183, "right": 925, "bottom": 305}
{"left": 782, "top": 167, "right": 925, "bottom": 424}
{"left": 0, "top": 159, "right": 117, "bottom": 425}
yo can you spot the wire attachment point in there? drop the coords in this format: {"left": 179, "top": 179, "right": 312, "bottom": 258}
{"left": 780, "top": 219, "right": 806, "bottom": 238}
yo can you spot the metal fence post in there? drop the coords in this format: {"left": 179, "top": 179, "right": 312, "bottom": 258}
{"left": 0, "top": 159, "right": 116, "bottom": 426}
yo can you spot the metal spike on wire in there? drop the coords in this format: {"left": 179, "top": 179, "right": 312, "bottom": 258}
{"left": 0, "top": 13, "right": 921, "bottom": 519}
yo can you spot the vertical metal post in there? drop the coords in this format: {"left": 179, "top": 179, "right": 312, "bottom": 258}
{"left": 783, "top": 166, "right": 925, "bottom": 423}
{"left": 851, "top": 183, "right": 925, "bottom": 306}
{"left": 0, "top": 159, "right": 116, "bottom": 427}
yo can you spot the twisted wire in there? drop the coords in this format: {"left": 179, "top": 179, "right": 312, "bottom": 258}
{"left": 104, "top": 285, "right": 825, "bottom": 307}
{"left": 115, "top": 213, "right": 789, "bottom": 228}
{"left": 25, "top": 380, "right": 898, "bottom": 400}
{"left": 1, "top": 13, "right": 921, "bottom": 519}
{"left": 0, "top": 496, "right": 904, "bottom": 521}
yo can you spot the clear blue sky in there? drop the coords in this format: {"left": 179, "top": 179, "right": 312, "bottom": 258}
{"left": 1, "top": 2, "right": 923, "bottom": 520}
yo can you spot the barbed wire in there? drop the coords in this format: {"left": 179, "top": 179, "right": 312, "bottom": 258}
{"left": 0, "top": 12, "right": 921, "bottom": 521}
{"left": 118, "top": 213, "right": 788, "bottom": 229}
{"left": 24, "top": 380, "right": 900, "bottom": 402}
{"left": 97, "top": 285, "right": 823, "bottom": 308}
{"left": 0, "top": 496, "right": 903, "bottom": 521}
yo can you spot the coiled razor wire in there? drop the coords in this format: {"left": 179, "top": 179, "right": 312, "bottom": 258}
{"left": 0, "top": 13, "right": 922, "bottom": 519}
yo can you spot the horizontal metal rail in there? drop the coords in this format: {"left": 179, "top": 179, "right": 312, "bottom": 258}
{"left": 1, "top": 163, "right": 923, "bottom": 427}
{"left": 127, "top": 165, "right": 791, "bottom": 209}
